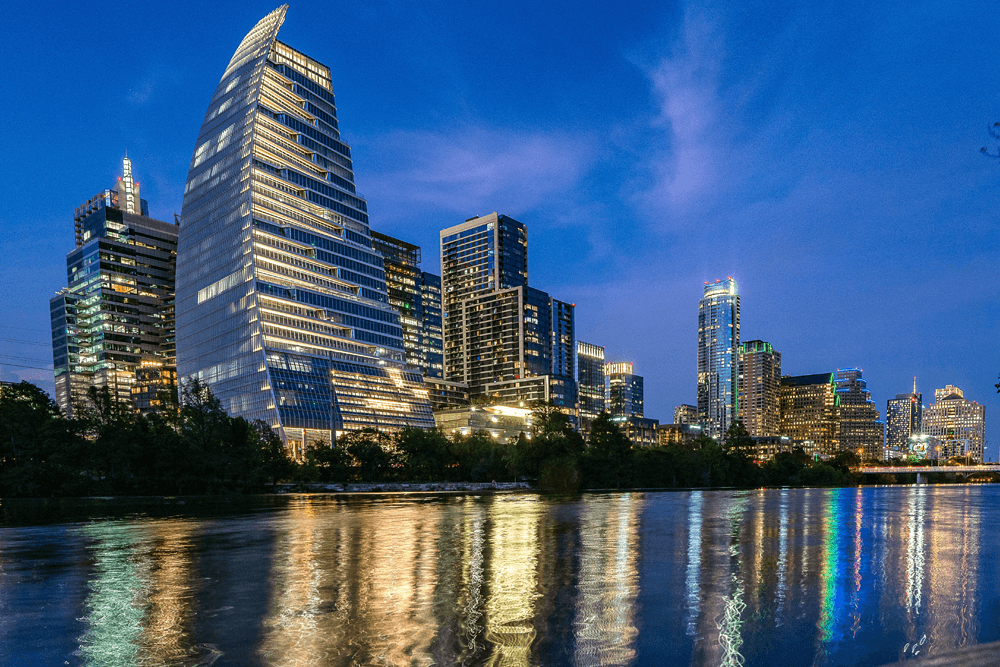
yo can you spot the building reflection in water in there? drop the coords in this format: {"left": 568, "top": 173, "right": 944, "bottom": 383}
{"left": 483, "top": 495, "right": 542, "bottom": 666}
{"left": 44, "top": 486, "right": 993, "bottom": 667}
{"left": 572, "top": 493, "right": 644, "bottom": 666}
{"left": 76, "top": 519, "right": 199, "bottom": 667}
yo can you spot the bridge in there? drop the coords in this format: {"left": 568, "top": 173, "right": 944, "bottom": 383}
{"left": 853, "top": 465, "right": 1000, "bottom": 484}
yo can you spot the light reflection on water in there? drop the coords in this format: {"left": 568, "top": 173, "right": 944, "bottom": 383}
{"left": 0, "top": 486, "right": 996, "bottom": 666}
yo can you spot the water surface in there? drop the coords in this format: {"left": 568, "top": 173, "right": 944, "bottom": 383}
{"left": 0, "top": 486, "right": 995, "bottom": 666}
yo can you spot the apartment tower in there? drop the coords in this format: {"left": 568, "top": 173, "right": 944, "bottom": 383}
{"left": 736, "top": 340, "right": 781, "bottom": 437}
{"left": 698, "top": 278, "right": 740, "bottom": 438}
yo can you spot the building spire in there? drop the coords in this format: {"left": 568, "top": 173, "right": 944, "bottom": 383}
{"left": 122, "top": 155, "right": 136, "bottom": 214}
{"left": 913, "top": 376, "right": 917, "bottom": 395}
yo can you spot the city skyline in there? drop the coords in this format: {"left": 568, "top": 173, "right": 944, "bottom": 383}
{"left": 0, "top": 0, "right": 997, "bottom": 456}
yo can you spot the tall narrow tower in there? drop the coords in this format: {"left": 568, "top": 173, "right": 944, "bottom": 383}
{"left": 175, "top": 7, "right": 433, "bottom": 456}
{"left": 697, "top": 278, "right": 740, "bottom": 439}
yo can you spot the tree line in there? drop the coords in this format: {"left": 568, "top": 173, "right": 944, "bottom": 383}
{"left": 0, "top": 380, "right": 863, "bottom": 496}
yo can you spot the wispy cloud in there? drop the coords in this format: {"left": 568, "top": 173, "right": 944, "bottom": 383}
{"left": 639, "top": 7, "right": 728, "bottom": 211}
{"left": 358, "top": 127, "right": 593, "bottom": 223}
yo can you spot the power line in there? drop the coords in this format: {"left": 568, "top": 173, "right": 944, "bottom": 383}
{"left": 0, "top": 363, "right": 53, "bottom": 371}
{"left": 0, "top": 325, "right": 49, "bottom": 334}
{"left": 0, "top": 337, "right": 50, "bottom": 347}
{"left": 0, "top": 354, "right": 52, "bottom": 364}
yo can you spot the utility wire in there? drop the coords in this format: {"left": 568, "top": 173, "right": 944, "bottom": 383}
{"left": 0, "top": 337, "right": 51, "bottom": 346}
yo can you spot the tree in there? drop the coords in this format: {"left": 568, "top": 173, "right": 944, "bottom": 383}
{"left": 582, "top": 412, "right": 634, "bottom": 488}
{"left": 0, "top": 381, "right": 78, "bottom": 496}
{"left": 340, "top": 428, "right": 394, "bottom": 482}
{"left": 722, "top": 420, "right": 754, "bottom": 456}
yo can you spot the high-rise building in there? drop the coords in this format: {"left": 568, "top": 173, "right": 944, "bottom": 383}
{"left": 440, "top": 212, "right": 575, "bottom": 410}
{"left": 674, "top": 404, "right": 698, "bottom": 425}
{"left": 698, "top": 278, "right": 739, "bottom": 439}
{"left": 923, "top": 385, "right": 986, "bottom": 462}
{"left": 370, "top": 231, "right": 443, "bottom": 379}
{"left": 737, "top": 340, "right": 781, "bottom": 437}
{"left": 778, "top": 373, "right": 840, "bottom": 456}
{"left": 576, "top": 341, "right": 605, "bottom": 431}
{"left": 886, "top": 381, "right": 922, "bottom": 459}
{"left": 50, "top": 157, "right": 178, "bottom": 417}
{"left": 835, "top": 368, "right": 883, "bottom": 460}
{"left": 607, "top": 362, "right": 643, "bottom": 418}
{"left": 174, "top": 7, "right": 433, "bottom": 457}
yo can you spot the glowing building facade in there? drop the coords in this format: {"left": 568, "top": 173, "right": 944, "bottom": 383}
{"left": 835, "top": 368, "right": 884, "bottom": 460}
{"left": 923, "top": 385, "right": 986, "bottom": 462}
{"left": 737, "top": 339, "right": 781, "bottom": 437}
{"left": 575, "top": 340, "right": 605, "bottom": 432}
{"left": 370, "top": 231, "right": 444, "bottom": 379}
{"left": 778, "top": 373, "right": 841, "bottom": 455}
{"left": 886, "top": 384, "right": 922, "bottom": 459}
{"left": 607, "top": 361, "right": 643, "bottom": 418}
{"left": 440, "top": 212, "right": 575, "bottom": 410}
{"left": 698, "top": 278, "right": 740, "bottom": 439}
{"left": 175, "top": 7, "right": 433, "bottom": 456}
{"left": 50, "top": 158, "right": 178, "bottom": 417}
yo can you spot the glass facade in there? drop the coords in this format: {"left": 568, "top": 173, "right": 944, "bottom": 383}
{"left": 175, "top": 7, "right": 432, "bottom": 456}
{"left": 370, "top": 231, "right": 444, "bottom": 379}
{"left": 886, "top": 387, "right": 922, "bottom": 459}
{"left": 50, "top": 158, "right": 178, "bottom": 417}
{"left": 697, "top": 278, "right": 740, "bottom": 439}
{"left": 606, "top": 362, "right": 643, "bottom": 419}
{"left": 575, "top": 341, "right": 605, "bottom": 432}
{"left": 834, "top": 368, "right": 884, "bottom": 460}
{"left": 778, "top": 373, "right": 841, "bottom": 456}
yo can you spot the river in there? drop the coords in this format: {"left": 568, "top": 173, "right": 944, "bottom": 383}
{"left": 0, "top": 485, "right": 994, "bottom": 666}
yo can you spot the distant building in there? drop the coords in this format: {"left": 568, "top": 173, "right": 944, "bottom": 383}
{"left": 434, "top": 404, "right": 533, "bottom": 444}
{"left": 611, "top": 415, "right": 659, "bottom": 448}
{"left": 923, "top": 385, "right": 986, "bottom": 462}
{"left": 673, "top": 404, "right": 699, "bottom": 425}
{"left": 576, "top": 341, "right": 605, "bottom": 432}
{"left": 423, "top": 377, "right": 469, "bottom": 411}
{"left": 50, "top": 157, "right": 178, "bottom": 417}
{"left": 698, "top": 278, "right": 740, "bottom": 439}
{"left": 658, "top": 422, "right": 703, "bottom": 447}
{"left": 779, "top": 373, "right": 840, "bottom": 456}
{"left": 835, "top": 368, "right": 884, "bottom": 460}
{"left": 607, "top": 362, "right": 643, "bottom": 418}
{"left": 886, "top": 381, "right": 922, "bottom": 460}
{"left": 737, "top": 340, "right": 781, "bottom": 437}
{"left": 749, "top": 435, "right": 794, "bottom": 461}
{"left": 370, "top": 231, "right": 444, "bottom": 378}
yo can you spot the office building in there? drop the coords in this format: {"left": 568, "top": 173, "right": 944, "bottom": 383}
{"left": 698, "top": 278, "right": 740, "bottom": 439}
{"left": 835, "top": 368, "right": 884, "bottom": 460}
{"left": 174, "top": 7, "right": 433, "bottom": 457}
{"left": 886, "top": 381, "right": 922, "bottom": 459}
{"left": 370, "top": 231, "right": 443, "bottom": 379}
{"left": 423, "top": 377, "right": 469, "bottom": 410}
{"left": 440, "top": 212, "right": 575, "bottom": 410}
{"left": 607, "top": 362, "right": 643, "bottom": 418}
{"left": 778, "top": 373, "right": 840, "bottom": 456}
{"left": 611, "top": 415, "right": 659, "bottom": 448}
{"left": 737, "top": 340, "right": 781, "bottom": 437}
{"left": 50, "top": 157, "right": 178, "bottom": 417}
{"left": 923, "top": 385, "right": 986, "bottom": 462}
{"left": 658, "top": 422, "right": 703, "bottom": 447}
{"left": 576, "top": 341, "right": 605, "bottom": 432}
{"left": 434, "top": 404, "right": 533, "bottom": 444}
{"left": 673, "top": 404, "right": 698, "bottom": 425}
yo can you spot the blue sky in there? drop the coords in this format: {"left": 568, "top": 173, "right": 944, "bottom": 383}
{"left": 1, "top": 1, "right": 997, "bottom": 456}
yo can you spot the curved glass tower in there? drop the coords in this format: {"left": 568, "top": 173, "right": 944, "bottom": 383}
{"left": 697, "top": 278, "right": 740, "bottom": 439}
{"left": 176, "top": 6, "right": 433, "bottom": 455}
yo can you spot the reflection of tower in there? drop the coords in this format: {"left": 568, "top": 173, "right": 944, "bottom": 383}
{"left": 258, "top": 498, "right": 443, "bottom": 666}
{"left": 139, "top": 521, "right": 200, "bottom": 663}
{"left": 484, "top": 496, "right": 542, "bottom": 667}
{"left": 573, "top": 494, "right": 644, "bottom": 666}
{"left": 684, "top": 491, "right": 703, "bottom": 636}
